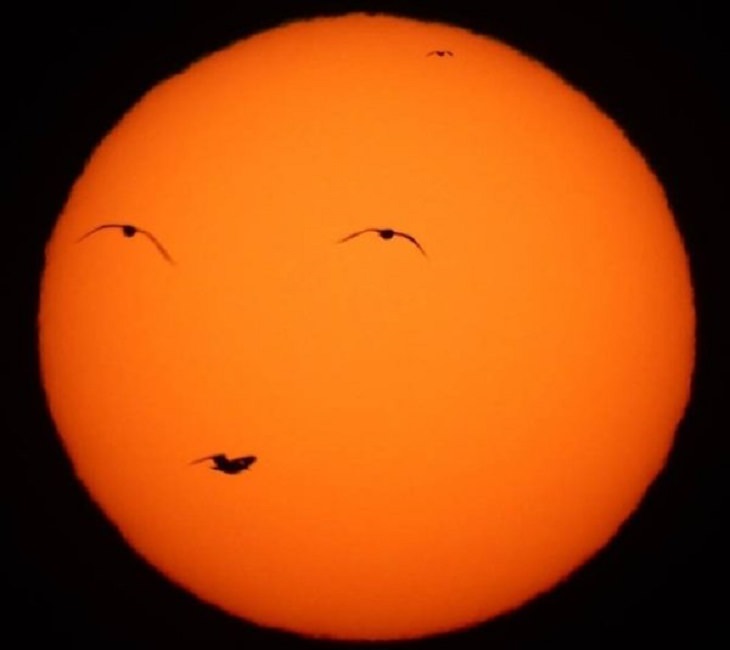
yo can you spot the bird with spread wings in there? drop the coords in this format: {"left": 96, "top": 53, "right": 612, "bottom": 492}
{"left": 337, "top": 228, "right": 427, "bottom": 257}
{"left": 191, "top": 454, "right": 257, "bottom": 475}
{"left": 76, "top": 223, "right": 175, "bottom": 264}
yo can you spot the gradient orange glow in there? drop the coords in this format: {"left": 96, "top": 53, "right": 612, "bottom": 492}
{"left": 37, "top": 13, "right": 695, "bottom": 641}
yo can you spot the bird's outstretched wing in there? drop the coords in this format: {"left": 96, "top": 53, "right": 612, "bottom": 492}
{"left": 337, "top": 228, "right": 380, "bottom": 244}
{"left": 191, "top": 454, "right": 225, "bottom": 465}
{"left": 233, "top": 456, "right": 257, "bottom": 471}
{"left": 232, "top": 455, "right": 257, "bottom": 464}
{"left": 76, "top": 223, "right": 175, "bottom": 264}
{"left": 76, "top": 223, "right": 130, "bottom": 242}
{"left": 137, "top": 227, "right": 175, "bottom": 264}
{"left": 394, "top": 231, "right": 428, "bottom": 257}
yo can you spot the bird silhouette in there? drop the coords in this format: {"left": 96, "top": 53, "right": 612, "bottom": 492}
{"left": 337, "top": 228, "right": 427, "bottom": 256}
{"left": 191, "top": 454, "right": 257, "bottom": 474}
{"left": 427, "top": 50, "right": 453, "bottom": 57}
{"left": 76, "top": 223, "right": 175, "bottom": 264}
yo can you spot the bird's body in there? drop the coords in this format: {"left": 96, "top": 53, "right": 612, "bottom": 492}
{"left": 191, "top": 454, "right": 257, "bottom": 474}
{"left": 337, "top": 228, "right": 427, "bottom": 256}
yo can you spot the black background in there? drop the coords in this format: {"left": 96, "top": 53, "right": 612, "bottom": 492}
{"left": 4, "top": 2, "right": 727, "bottom": 648}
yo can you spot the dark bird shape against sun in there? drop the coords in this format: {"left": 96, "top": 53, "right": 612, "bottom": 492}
{"left": 76, "top": 223, "right": 175, "bottom": 264}
{"left": 427, "top": 50, "right": 453, "bottom": 57}
{"left": 191, "top": 454, "right": 257, "bottom": 475}
{"left": 337, "top": 228, "right": 427, "bottom": 257}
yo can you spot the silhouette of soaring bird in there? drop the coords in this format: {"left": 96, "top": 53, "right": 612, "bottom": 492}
{"left": 76, "top": 223, "right": 175, "bottom": 264}
{"left": 191, "top": 454, "right": 257, "bottom": 474}
{"left": 337, "top": 228, "right": 427, "bottom": 256}
{"left": 427, "top": 50, "right": 453, "bottom": 57}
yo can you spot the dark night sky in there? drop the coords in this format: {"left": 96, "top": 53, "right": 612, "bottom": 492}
{"left": 4, "top": 2, "right": 727, "bottom": 648}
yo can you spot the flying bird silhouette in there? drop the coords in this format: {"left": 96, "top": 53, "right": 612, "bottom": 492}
{"left": 191, "top": 454, "right": 257, "bottom": 475}
{"left": 427, "top": 50, "right": 453, "bottom": 57}
{"left": 337, "top": 228, "right": 427, "bottom": 257}
{"left": 76, "top": 223, "right": 175, "bottom": 264}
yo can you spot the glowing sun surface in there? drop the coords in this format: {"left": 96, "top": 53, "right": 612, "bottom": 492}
{"left": 38, "top": 13, "right": 695, "bottom": 642}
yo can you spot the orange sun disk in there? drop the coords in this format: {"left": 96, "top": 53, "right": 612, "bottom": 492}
{"left": 38, "top": 13, "right": 695, "bottom": 641}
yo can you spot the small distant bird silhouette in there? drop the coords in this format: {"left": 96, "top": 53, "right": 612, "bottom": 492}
{"left": 191, "top": 454, "right": 257, "bottom": 474}
{"left": 427, "top": 50, "right": 453, "bottom": 57}
{"left": 337, "top": 228, "right": 427, "bottom": 257}
{"left": 76, "top": 223, "right": 175, "bottom": 264}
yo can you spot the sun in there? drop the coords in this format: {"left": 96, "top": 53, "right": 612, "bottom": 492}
{"left": 37, "top": 12, "right": 695, "bottom": 642}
